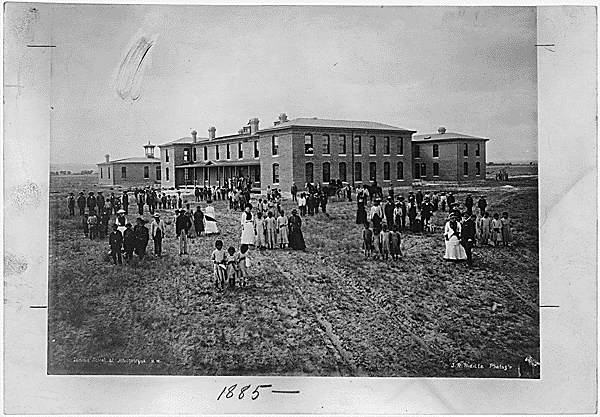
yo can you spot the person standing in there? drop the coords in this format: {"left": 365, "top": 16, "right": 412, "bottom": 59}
{"left": 277, "top": 210, "right": 289, "bottom": 249}
{"left": 150, "top": 213, "right": 165, "bottom": 256}
{"left": 176, "top": 209, "right": 191, "bottom": 255}
{"left": 500, "top": 211, "right": 512, "bottom": 247}
{"left": 86, "top": 192, "right": 97, "bottom": 214}
{"left": 254, "top": 211, "right": 267, "bottom": 249}
{"left": 147, "top": 190, "right": 155, "bottom": 215}
{"left": 122, "top": 191, "right": 129, "bottom": 215}
{"left": 100, "top": 206, "right": 111, "bottom": 238}
{"left": 408, "top": 200, "right": 418, "bottom": 231}
{"left": 443, "top": 214, "right": 467, "bottom": 261}
{"left": 194, "top": 206, "right": 205, "bottom": 237}
{"left": 446, "top": 192, "right": 455, "bottom": 209}
{"left": 96, "top": 191, "right": 105, "bottom": 214}
{"left": 134, "top": 217, "right": 150, "bottom": 260}
{"left": 288, "top": 209, "right": 306, "bottom": 250}
{"left": 461, "top": 213, "right": 476, "bottom": 266}
{"left": 298, "top": 193, "right": 307, "bottom": 216}
{"left": 291, "top": 182, "right": 298, "bottom": 202}
{"left": 384, "top": 196, "right": 395, "bottom": 229}
{"left": 346, "top": 184, "right": 352, "bottom": 202}
{"left": 137, "top": 191, "right": 145, "bottom": 215}
{"left": 123, "top": 223, "right": 135, "bottom": 260}
{"left": 67, "top": 192, "right": 76, "bottom": 216}
{"left": 108, "top": 224, "right": 123, "bottom": 265}
{"left": 240, "top": 204, "right": 255, "bottom": 246}
{"left": 356, "top": 188, "right": 368, "bottom": 225}
{"left": 237, "top": 244, "right": 250, "bottom": 287}
{"left": 87, "top": 211, "right": 98, "bottom": 240}
{"left": 389, "top": 225, "right": 402, "bottom": 260}
{"left": 362, "top": 222, "right": 373, "bottom": 258}
{"left": 416, "top": 190, "right": 424, "bottom": 210}
{"left": 421, "top": 197, "right": 433, "bottom": 231}
{"left": 320, "top": 192, "right": 328, "bottom": 215}
{"left": 478, "top": 196, "right": 488, "bottom": 217}
{"left": 478, "top": 212, "right": 492, "bottom": 246}
{"left": 465, "top": 194, "right": 474, "bottom": 216}
{"left": 77, "top": 192, "right": 86, "bottom": 215}
{"left": 440, "top": 192, "right": 447, "bottom": 212}
{"left": 491, "top": 213, "right": 503, "bottom": 247}
{"left": 370, "top": 198, "right": 384, "bottom": 232}
{"left": 204, "top": 200, "right": 219, "bottom": 235}
{"left": 195, "top": 187, "right": 200, "bottom": 202}
{"left": 161, "top": 193, "right": 167, "bottom": 210}
{"left": 115, "top": 209, "right": 127, "bottom": 235}
{"left": 81, "top": 212, "right": 89, "bottom": 237}
{"left": 265, "top": 212, "right": 277, "bottom": 249}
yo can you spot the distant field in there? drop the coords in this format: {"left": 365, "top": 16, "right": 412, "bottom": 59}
{"left": 48, "top": 174, "right": 539, "bottom": 377}
{"left": 486, "top": 164, "right": 538, "bottom": 177}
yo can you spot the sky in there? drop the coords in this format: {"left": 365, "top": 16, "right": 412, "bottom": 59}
{"left": 5, "top": 5, "right": 537, "bottom": 166}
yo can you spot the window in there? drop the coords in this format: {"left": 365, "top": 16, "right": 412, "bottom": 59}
{"left": 121, "top": 167, "right": 127, "bottom": 179}
{"left": 397, "top": 161, "right": 404, "bottom": 180}
{"left": 464, "top": 161, "right": 469, "bottom": 176}
{"left": 183, "top": 148, "right": 189, "bottom": 162}
{"left": 339, "top": 162, "right": 347, "bottom": 182}
{"left": 144, "top": 166, "right": 149, "bottom": 179}
{"left": 204, "top": 146, "right": 208, "bottom": 161}
{"left": 369, "top": 162, "right": 377, "bottom": 181}
{"left": 216, "top": 145, "right": 220, "bottom": 160}
{"left": 193, "top": 147, "right": 197, "bottom": 161}
{"left": 226, "top": 144, "right": 231, "bottom": 159}
{"left": 100, "top": 167, "right": 103, "bottom": 179}
{"left": 355, "top": 162, "right": 362, "bottom": 182}
{"left": 464, "top": 143, "right": 469, "bottom": 157}
{"left": 383, "top": 162, "right": 390, "bottom": 181}
{"left": 322, "top": 134, "right": 330, "bottom": 155}
{"left": 354, "top": 135, "right": 361, "bottom": 155}
{"left": 165, "top": 150, "right": 169, "bottom": 162}
{"left": 414, "top": 145, "right": 420, "bottom": 158}
{"left": 338, "top": 135, "right": 346, "bottom": 154}
{"left": 305, "top": 162, "right": 314, "bottom": 184}
{"left": 433, "top": 162, "right": 439, "bottom": 177}
{"left": 476, "top": 144, "right": 481, "bottom": 157}
{"left": 272, "top": 136, "right": 279, "bottom": 155}
{"left": 433, "top": 144, "right": 439, "bottom": 158}
{"left": 420, "top": 163, "right": 427, "bottom": 177}
{"left": 414, "top": 163, "right": 420, "bottom": 179}
{"left": 369, "top": 136, "right": 376, "bottom": 155}
{"left": 476, "top": 162, "right": 481, "bottom": 176}
{"left": 254, "top": 167, "right": 260, "bottom": 182}
{"left": 238, "top": 143, "right": 243, "bottom": 159}
{"left": 108, "top": 168, "right": 110, "bottom": 179}
{"left": 384, "top": 137, "right": 390, "bottom": 155}
{"left": 305, "top": 134, "right": 313, "bottom": 155}
{"left": 273, "top": 163, "right": 280, "bottom": 184}
{"left": 397, "top": 137, "right": 404, "bottom": 155}
{"left": 185, "top": 168, "right": 189, "bottom": 181}
{"left": 166, "top": 167, "right": 169, "bottom": 181}
{"left": 156, "top": 166, "right": 161, "bottom": 180}
{"left": 254, "top": 141, "right": 259, "bottom": 158}
{"left": 323, "top": 162, "right": 331, "bottom": 183}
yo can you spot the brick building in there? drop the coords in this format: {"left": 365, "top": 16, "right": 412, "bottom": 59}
{"left": 411, "top": 128, "right": 488, "bottom": 182}
{"left": 97, "top": 143, "right": 161, "bottom": 186}
{"left": 158, "top": 114, "right": 417, "bottom": 193}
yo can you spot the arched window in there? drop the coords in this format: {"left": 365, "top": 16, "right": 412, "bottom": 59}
{"left": 322, "top": 135, "right": 330, "bottom": 155}
{"left": 204, "top": 146, "right": 208, "bottom": 161}
{"left": 433, "top": 144, "right": 439, "bottom": 158}
{"left": 420, "top": 163, "right": 427, "bottom": 177}
{"left": 272, "top": 136, "right": 279, "bottom": 155}
{"left": 354, "top": 162, "right": 362, "bottom": 182}
{"left": 166, "top": 167, "right": 169, "bottom": 181}
{"left": 354, "top": 136, "right": 361, "bottom": 155}
{"left": 369, "top": 162, "right": 377, "bottom": 181}
{"left": 338, "top": 135, "right": 346, "bottom": 155}
{"left": 226, "top": 144, "right": 231, "bottom": 159}
{"left": 433, "top": 162, "right": 440, "bottom": 177}
{"left": 121, "top": 166, "right": 127, "bottom": 179}
{"left": 414, "top": 163, "right": 420, "bottom": 179}
{"left": 397, "top": 161, "right": 404, "bottom": 180}
{"left": 144, "top": 166, "right": 149, "bottom": 179}
{"left": 339, "top": 162, "right": 347, "bottom": 182}
{"left": 100, "top": 167, "right": 103, "bottom": 179}
{"left": 156, "top": 166, "right": 161, "bottom": 180}
{"left": 369, "top": 136, "right": 376, "bottom": 155}
{"left": 322, "top": 162, "right": 331, "bottom": 183}
{"left": 464, "top": 144, "right": 469, "bottom": 156}
{"left": 305, "top": 162, "right": 314, "bottom": 184}
{"left": 254, "top": 141, "right": 259, "bottom": 158}
{"left": 414, "top": 145, "right": 420, "bottom": 158}
{"left": 215, "top": 146, "right": 220, "bottom": 160}
{"left": 193, "top": 147, "right": 197, "bottom": 161}
{"left": 476, "top": 162, "right": 481, "bottom": 176}
{"left": 165, "top": 149, "right": 169, "bottom": 162}
{"left": 383, "top": 162, "right": 390, "bottom": 180}
{"left": 384, "top": 137, "right": 390, "bottom": 155}
{"left": 464, "top": 161, "right": 469, "bottom": 176}
{"left": 108, "top": 168, "right": 110, "bottom": 179}
{"left": 238, "top": 143, "right": 243, "bottom": 159}
{"left": 273, "top": 163, "right": 280, "bottom": 184}
{"left": 305, "top": 134, "right": 313, "bottom": 155}
{"left": 397, "top": 138, "right": 404, "bottom": 155}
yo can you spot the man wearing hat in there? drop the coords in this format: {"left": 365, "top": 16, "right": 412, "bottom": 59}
{"left": 421, "top": 197, "right": 433, "bottom": 231}
{"left": 96, "top": 191, "right": 105, "bottom": 214}
{"left": 122, "top": 191, "right": 129, "bottom": 215}
{"left": 461, "top": 212, "right": 477, "bottom": 266}
{"left": 477, "top": 195, "right": 488, "bottom": 217}
{"left": 77, "top": 192, "right": 86, "bottom": 215}
{"left": 384, "top": 196, "right": 395, "bottom": 229}
{"left": 175, "top": 209, "right": 191, "bottom": 255}
{"left": 465, "top": 193, "right": 474, "bottom": 216}
{"left": 67, "top": 192, "right": 76, "bottom": 216}
{"left": 86, "top": 192, "right": 97, "bottom": 214}
{"left": 150, "top": 213, "right": 165, "bottom": 256}
{"left": 123, "top": 223, "right": 135, "bottom": 260}
{"left": 133, "top": 217, "right": 150, "bottom": 260}
{"left": 115, "top": 209, "right": 127, "bottom": 234}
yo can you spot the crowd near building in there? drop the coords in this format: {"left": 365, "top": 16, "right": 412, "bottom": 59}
{"left": 97, "top": 114, "right": 488, "bottom": 192}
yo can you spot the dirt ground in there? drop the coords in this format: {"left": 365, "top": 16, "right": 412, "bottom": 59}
{"left": 47, "top": 175, "right": 539, "bottom": 377}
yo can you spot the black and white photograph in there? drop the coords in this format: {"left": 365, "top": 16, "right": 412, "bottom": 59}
{"left": 3, "top": 3, "right": 597, "bottom": 414}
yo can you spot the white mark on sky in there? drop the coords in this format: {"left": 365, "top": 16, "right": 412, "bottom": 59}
{"left": 115, "top": 30, "right": 158, "bottom": 101}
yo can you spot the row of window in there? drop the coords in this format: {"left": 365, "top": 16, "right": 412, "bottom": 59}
{"left": 182, "top": 167, "right": 261, "bottom": 183}
{"left": 413, "top": 161, "right": 481, "bottom": 179}
{"left": 114, "top": 166, "right": 162, "bottom": 180}
{"left": 269, "top": 161, "right": 407, "bottom": 185}
{"left": 174, "top": 141, "right": 261, "bottom": 164}
{"left": 302, "top": 134, "right": 404, "bottom": 156}
{"left": 414, "top": 143, "right": 481, "bottom": 158}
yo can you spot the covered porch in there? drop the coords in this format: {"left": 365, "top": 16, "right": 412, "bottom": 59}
{"left": 174, "top": 160, "right": 261, "bottom": 190}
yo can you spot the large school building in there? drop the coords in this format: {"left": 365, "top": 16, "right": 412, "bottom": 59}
{"left": 99, "top": 114, "right": 488, "bottom": 190}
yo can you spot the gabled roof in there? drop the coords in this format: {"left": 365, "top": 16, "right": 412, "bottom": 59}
{"left": 97, "top": 157, "right": 161, "bottom": 165}
{"left": 258, "top": 117, "right": 415, "bottom": 133}
{"left": 412, "top": 132, "right": 489, "bottom": 142}
{"left": 158, "top": 136, "right": 210, "bottom": 147}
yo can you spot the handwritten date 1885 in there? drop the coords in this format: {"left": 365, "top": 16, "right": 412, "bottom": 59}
{"left": 217, "top": 384, "right": 273, "bottom": 401}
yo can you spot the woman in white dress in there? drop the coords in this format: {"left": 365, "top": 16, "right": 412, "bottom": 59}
{"left": 204, "top": 200, "right": 219, "bottom": 235}
{"left": 240, "top": 204, "right": 255, "bottom": 246}
{"left": 444, "top": 214, "right": 467, "bottom": 261}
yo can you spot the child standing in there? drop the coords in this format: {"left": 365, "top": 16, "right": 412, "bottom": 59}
{"left": 501, "top": 211, "right": 512, "bottom": 247}
{"left": 265, "top": 211, "right": 277, "bottom": 249}
{"left": 372, "top": 228, "right": 381, "bottom": 260}
{"left": 389, "top": 225, "right": 402, "bottom": 260}
{"left": 478, "top": 212, "right": 492, "bottom": 246}
{"left": 380, "top": 224, "right": 391, "bottom": 261}
{"left": 237, "top": 244, "right": 250, "bottom": 287}
{"left": 276, "top": 210, "right": 289, "bottom": 249}
{"left": 362, "top": 222, "right": 373, "bottom": 258}
{"left": 87, "top": 211, "right": 98, "bottom": 240}
{"left": 491, "top": 213, "right": 503, "bottom": 247}
{"left": 254, "top": 211, "right": 266, "bottom": 249}
{"left": 211, "top": 240, "right": 227, "bottom": 289}
{"left": 226, "top": 246, "right": 239, "bottom": 289}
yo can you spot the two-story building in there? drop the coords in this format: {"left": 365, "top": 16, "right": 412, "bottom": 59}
{"left": 411, "top": 128, "right": 488, "bottom": 182}
{"left": 158, "top": 114, "right": 417, "bottom": 193}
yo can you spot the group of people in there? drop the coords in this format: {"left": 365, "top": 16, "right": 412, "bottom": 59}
{"left": 239, "top": 203, "right": 306, "bottom": 251}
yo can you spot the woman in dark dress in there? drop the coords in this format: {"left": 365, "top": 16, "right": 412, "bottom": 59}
{"left": 288, "top": 209, "right": 306, "bottom": 250}
{"left": 356, "top": 187, "right": 368, "bottom": 225}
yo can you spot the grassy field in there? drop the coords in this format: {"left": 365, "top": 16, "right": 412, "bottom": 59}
{"left": 48, "top": 175, "right": 539, "bottom": 377}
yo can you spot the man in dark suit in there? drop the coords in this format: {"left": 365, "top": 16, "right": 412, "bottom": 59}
{"left": 461, "top": 213, "right": 477, "bottom": 266}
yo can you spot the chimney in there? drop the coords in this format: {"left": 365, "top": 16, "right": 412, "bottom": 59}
{"left": 248, "top": 118, "right": 259, "bottom": 134}
{"left": 279, "top": 113, "right": 288, "bottom": 123}
{"left": 105, "top": 154, "right": 110, "bottom": 163}
{"left": 437, "top": 126, "right": 446, "bottom": 134}
{"left": 191, "top": 130, "right": 197, "bottom": 143}
{"left": 208, "top": 126, "right": 216, "bottom": 140}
